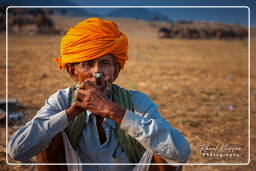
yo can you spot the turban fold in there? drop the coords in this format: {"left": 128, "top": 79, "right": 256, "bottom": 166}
{"left": 54, "top": 17, "right": 128, "bottom": 69}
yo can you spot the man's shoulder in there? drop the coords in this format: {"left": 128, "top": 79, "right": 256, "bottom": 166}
{"left": 115, "top": 85, "right": 148, "bottom": 100}
{"left": 119, "top": 86, "right": 156, "bottom": 108}
{"left": 119, "top": 86, "right": 159, "bottom": 117}
{"left": 49, "top": 87, "right": 71, "bottom": 99}
{"left": 127, "top": 89, "right": 150, "bottom": 101}
{"left": 45, "top": 87, "right": 72, "bottom": 109}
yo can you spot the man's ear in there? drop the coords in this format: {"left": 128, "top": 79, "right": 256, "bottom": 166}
{"left": 66, "top": 64, "right": 79, "bottom": 82}
{"left": 113, "top": 63, "right": 121, "bottom": 82}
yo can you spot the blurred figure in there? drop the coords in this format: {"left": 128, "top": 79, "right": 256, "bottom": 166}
{"left": 7, "top": 8, "right": 59, "bottom": 35}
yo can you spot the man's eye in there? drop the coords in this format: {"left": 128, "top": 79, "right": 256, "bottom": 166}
{"left": 102, "top": 61, "right": 111, "bottom": 65}
{"left": 82, "top": 61, "right": 93, "bottom": 67}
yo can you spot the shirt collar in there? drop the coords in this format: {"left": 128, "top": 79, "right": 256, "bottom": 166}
{"left": 105, "top": 118, "right": 117, "bottom": 130}
{"left": 85, "top": 110, "right": 92, "bottom": 124}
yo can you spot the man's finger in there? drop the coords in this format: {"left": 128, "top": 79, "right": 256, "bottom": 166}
{"left": 75, "top": 101, "right": 88, "bottom": 109}
{"left": 76, "top": 92, "right": 85, "bottom": 102}
{"left": 79, "top": 80, "right": 93, "bottom": 89}
{"left": 86, "top": 80, "right": 99, "bottom": 89}
{"left": 79, "top": 80, "right": 89, "bottom": 90}
{"left": 80, "top": 80, "right": 99, "bottom": 90}
{"left": 75, "top": 101, "right": 96, "bottom": 113}
{"left": 76, "top": 88, "right": 88, "bottom": 95}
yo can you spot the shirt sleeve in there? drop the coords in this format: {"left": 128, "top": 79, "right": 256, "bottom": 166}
{"left": 120, "top": 90, "right": 191, "bottom": 163}
{"left": 8, "top": 88, "right": 70, "bottom": 161}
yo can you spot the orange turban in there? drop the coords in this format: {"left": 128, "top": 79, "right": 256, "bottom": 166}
{"left": 54, "top": 17, "right": 128, "bottom": 69}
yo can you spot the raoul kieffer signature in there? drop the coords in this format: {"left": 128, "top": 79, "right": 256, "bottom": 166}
{"left": 197, "top": 144, "right": 243, "bottom": 153}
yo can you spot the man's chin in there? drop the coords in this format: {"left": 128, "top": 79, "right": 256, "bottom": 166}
{"left": 101, "top": 83, "right": 112, "bottom": 96}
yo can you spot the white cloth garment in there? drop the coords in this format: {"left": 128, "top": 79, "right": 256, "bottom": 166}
{"left": 8, "top": 87, "right": 191, "bottom": 171}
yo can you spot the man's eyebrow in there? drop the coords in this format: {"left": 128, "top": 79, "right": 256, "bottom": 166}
{"left": 100, "top": 59, "right": 111, "bottom": 62}
{"left": 81, "top": 60, "right": 94, "bottom": 64}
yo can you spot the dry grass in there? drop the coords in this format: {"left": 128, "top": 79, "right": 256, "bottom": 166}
{"left": 0, "top": 17, "right": 255, "bottom": 171}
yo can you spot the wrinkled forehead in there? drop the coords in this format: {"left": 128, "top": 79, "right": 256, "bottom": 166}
{"left": 67, "top": 54, "right": 116, "bottom": 67}
{"left": 78, "top": 54, "right": 116, "bottom": 64}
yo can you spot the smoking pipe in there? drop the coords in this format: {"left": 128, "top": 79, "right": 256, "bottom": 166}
{"left": 93, "top": 72, "right": 104, "bottom": 85}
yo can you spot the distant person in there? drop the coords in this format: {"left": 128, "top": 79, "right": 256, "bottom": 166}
{"left": 8, "top": 17, "right": 191, "bottom": 171}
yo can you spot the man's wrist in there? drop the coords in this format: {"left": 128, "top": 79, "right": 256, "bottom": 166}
{"left": 107, "top": 103, "right": 126, "bottom": 124}
{"left": 66, "top": 105, "right": 83, "bottom": 121}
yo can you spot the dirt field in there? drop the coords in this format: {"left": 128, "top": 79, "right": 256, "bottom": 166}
{"left": 0, "top": 17, "right": 255, "bottom": 170}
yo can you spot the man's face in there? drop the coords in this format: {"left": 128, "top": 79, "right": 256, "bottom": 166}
{"left": 68, "top": 54, "right": 119, "bottom": 95}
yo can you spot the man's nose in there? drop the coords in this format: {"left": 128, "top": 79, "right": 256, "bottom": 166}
{"left": 92, "top": 62, "right": 102, "bottom": 73}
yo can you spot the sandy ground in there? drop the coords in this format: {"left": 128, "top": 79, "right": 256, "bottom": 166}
{"left": 0, "top": 17, "right": 255, "bottom": 170}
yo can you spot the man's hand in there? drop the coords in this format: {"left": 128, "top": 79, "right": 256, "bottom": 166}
{"left": 66, "top": 80, "right": 126, "bottom": 124}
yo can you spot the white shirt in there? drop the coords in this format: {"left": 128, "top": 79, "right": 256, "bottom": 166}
{"left": 8, "top": 86, "right": 191, "bottom": 171}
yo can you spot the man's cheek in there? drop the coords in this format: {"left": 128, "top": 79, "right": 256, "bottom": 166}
{"left": 104, "top": 75, "right": 113, "bottom": 83}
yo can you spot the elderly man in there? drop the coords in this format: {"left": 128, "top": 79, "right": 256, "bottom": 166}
{"left": 8, "top": 18, "right": 191, "bottom": 171}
